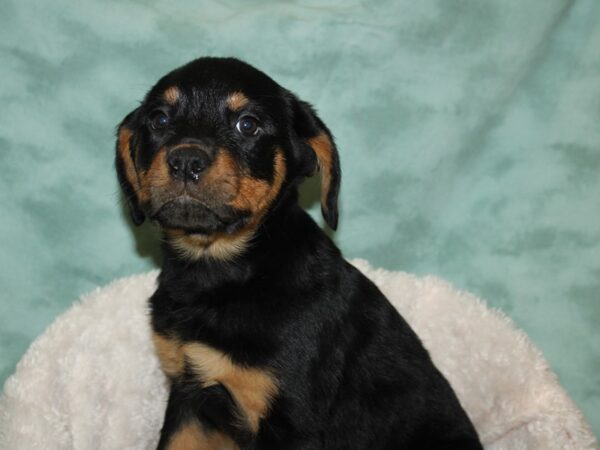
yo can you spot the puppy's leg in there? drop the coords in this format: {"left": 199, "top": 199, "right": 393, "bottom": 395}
{"left": 157, "top": 383, "right": 243, "bottom": 450}
{"left": 156, "top": 386, "right": 194, "bottom": 449}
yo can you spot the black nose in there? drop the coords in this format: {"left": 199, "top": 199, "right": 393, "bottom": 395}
{"left": 167, "top": 147, "right": 210, "bottom": 181}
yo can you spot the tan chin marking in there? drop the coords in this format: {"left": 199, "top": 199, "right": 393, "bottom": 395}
{"left": 163, "top": 86, "right": 180, "bottom": 105}
{"left": 308, "top": 133, "right": 334, "bottom": 215}
{"left": 166, "top": 420, "right": 238, "bottom": 450}
{"left": 166, "top": 228, "right": 253, "bottom": 262}
{"left": 185, "top": 342, "right": 278, "bottom": 434}
{"left": 226, "top": 91, "right": 249, "bottom": 112}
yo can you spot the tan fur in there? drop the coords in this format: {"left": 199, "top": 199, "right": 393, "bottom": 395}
{"left": 168, "top": 229, "right": 253, "bottom": 262}
{"left": 152, "top": 333, "right": 185, "bottom": 378}
{"left": 231, "top": 177, "right": 270, "bottom": 212}
{"left": 166, "top": 150, "right": 286, "bottom": 262}
{"left": 117, "top": 129, "right": 169, "bottom": 205}
{"left": 199, "top": 149, "right": 240, "bottom": 202}
{"left": 226, "top": 91, "right": 249, "bottom": 111}
{"left": 308, "top": 134, "right": 334, "bottom": 213}
{"left": 230, "top": 150, "right": 286, "bottom": 216}
{"left": 185, "top": 343, "right": 278, "bottom": 433}
{"left": 141, "top": 147, "right": 171, "bottom": 203}
{"left": 116, "top": 143, "right": 170, "bottom": 205}
{"left": 166, "top": 420, "right": 238, "bottom": 450}
{"left": 152, "top": 332, "right": 277, "bottom": 438}
{"left": 163, "top": 86, "right": 181, "bottom": 105}
{"left": 117, "top": 127, "right": 141, "bottom": 194}
{"left": 205, "top": 232, "right": 253, "bottom": 260}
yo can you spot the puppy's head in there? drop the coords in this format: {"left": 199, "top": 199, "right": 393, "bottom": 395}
{"left": 116, "top": 57, "right": 340, "bottom": 260}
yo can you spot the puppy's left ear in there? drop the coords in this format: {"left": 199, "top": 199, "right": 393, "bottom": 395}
{"left": 290, "top": 96, "right": 341, "bottom": 230}
{"left": 115, "top": 107, "right": 145, "bottom": 225}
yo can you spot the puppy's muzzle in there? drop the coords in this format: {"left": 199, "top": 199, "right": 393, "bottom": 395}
{"left": 151, "top": 141, "right": 248, "bottom": 234}
{"left": 167, "top": 145, "right": 212, "bottom": 182}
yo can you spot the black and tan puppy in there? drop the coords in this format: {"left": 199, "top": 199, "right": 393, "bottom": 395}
{"left": 115, "top": 57, "right": 482, "bottom": 450}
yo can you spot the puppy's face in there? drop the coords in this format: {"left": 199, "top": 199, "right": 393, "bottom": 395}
{"left": 116, "top": 58, "right": 340, "bottom": 260}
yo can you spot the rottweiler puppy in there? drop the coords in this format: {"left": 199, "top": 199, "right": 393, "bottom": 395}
{"left": 115, "top": 57, "right": 482, "bottom": 450}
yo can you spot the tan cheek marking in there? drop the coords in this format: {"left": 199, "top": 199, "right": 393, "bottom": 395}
{"left": 230, "top": 150, "right": 286, "bottom": 217}
{"left": 117, "top": 128, "right": 141, "bottom": 193}
{"left": 199, "top": 149, "right": 240, "bottom": 201}
{"left": 140, "top": 147, "right": 170, "bottom": 202}
{"left": 185, "top": 343, "right": 278, "bottom": 433}
{"left": 163, "top": 86, "right": 180, "bottom": 105}
{"left": 226, "top": 91, "right": 249, "bottom": 111}
{"left": 231, "top": 177, "right": 271, "bottom": 213}
{"left": 166, "top": 420, "right": 238, "bottom": 450}
{"left": 308, "top": 134, "right": 333, "bottom": 212}
{"left": 152, "top": 333, "right": 185, "bottom": 379}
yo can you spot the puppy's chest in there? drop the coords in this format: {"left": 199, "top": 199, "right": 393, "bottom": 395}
{"left": 150, "top": 283, "right": 297, "bottom": 434}
{"left": 152, "top": 331, "right": 278, "bottom": 434}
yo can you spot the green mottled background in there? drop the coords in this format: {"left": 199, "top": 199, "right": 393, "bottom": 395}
{"left": 1, "top": 0, "right": 599, "bottom": 437}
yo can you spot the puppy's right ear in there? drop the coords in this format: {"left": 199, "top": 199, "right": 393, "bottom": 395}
{"left": 115, "top": 108, "right": 145, "bottom": 225}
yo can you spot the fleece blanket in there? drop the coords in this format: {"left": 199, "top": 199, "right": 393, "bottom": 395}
{"left": 0, "top": 260, "right": 596, "bottom": 449}
{"left": 1, "top": 0, "right": 599, "bottom": 440}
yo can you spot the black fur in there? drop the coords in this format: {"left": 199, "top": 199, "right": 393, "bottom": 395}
{"left": 116, "top": 57, "right": 482, "bottom": 449}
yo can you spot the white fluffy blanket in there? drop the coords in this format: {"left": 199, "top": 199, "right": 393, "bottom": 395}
{"left": 0, "top": 260, "right": 597, "bottom": 449}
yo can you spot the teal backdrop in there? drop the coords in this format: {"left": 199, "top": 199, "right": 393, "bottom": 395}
{"left": 1, "top": 0, "right": 599, "bottom": 438}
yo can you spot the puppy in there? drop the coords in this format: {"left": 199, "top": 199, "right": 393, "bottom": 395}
{"left": 115, "top": 57, "right": 483, "bottom": 450}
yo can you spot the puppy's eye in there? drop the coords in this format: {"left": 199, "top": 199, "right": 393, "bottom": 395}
{"left": 236, "top": 116, "right": 259, "bottom": 136}
{"left": 150, "top": 111, "right": 170, "bottom": 130}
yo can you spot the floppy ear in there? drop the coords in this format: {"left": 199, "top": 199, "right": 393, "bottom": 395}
{"left": 115, "top": 108, "right": 145, "bottom": 225}
{"left": 290, "top": 97, "right": 341, "bottom": 230}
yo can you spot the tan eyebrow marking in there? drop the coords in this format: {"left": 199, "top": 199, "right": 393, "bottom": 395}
{"left": 163, "top": 86, "right": 180, "bottom": 105}
{"left": 227, "top": 91, "right": 249, "bottom": 111}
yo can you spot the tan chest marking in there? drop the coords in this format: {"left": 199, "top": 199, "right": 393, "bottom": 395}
{"left": 185, "top": 342, "right": 278, "bottom": 433}
{"left": 151, "top": 333, "right": 278, "bottom": 434}
{"left": 166, "top": 420, "right": 238, "bottom": 450}
{"left": 152, "top": 332, "right": 185, "bottom": 378}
